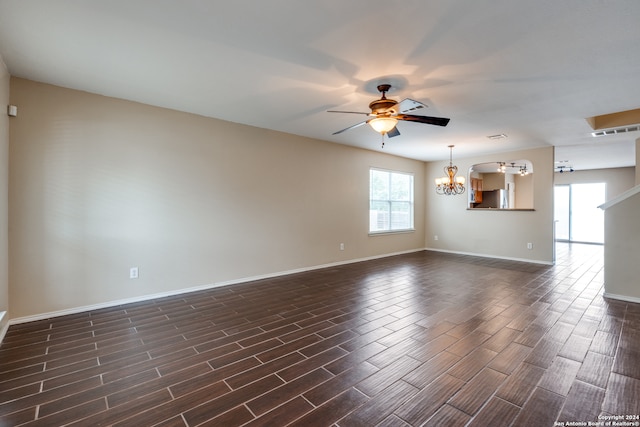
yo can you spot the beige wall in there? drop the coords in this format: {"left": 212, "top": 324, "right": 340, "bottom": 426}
{"left": 426, "top": 146, "right": 555, "bottom": 263}
{"left": 636, "top": 138, "right": 640, "bottom": 186}
{"left": 514, "top": 173, "right": 534, "bottom": 209}
{"left": 554, "top": 166, "right": 635, "bottom": 201}
{"left": 481, "top": 172, "right": 505, "bottom": 190}
{"left": 8, "top": 78, "right": 426, "bottom": 319}
{"left": 0, "top": 57, "right": 9, "bottom": 335}
{"left": 553, "top": 166, "right": 638, "bottom": 301}
{"left": 603, "top": 189, "right": 640, "bottom": 302}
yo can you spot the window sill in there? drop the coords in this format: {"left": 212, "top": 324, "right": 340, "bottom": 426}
{"left": 369, "top": 229, "right": 416, "bottom": 236}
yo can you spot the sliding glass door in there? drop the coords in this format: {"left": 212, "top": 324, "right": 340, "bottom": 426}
{"left": 554, "top": 183, "right": 605, "bottom": 244}
{"left": 554, "top": 185, "right": 570, "bottom": 241}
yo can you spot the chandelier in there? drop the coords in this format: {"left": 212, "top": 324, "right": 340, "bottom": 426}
{"left": 435, "top": 145, "right": 465, "bottom": 195}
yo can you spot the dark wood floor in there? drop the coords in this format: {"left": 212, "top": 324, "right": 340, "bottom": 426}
{"left": 1, "top": 243, "right": 639, "bottom": 426}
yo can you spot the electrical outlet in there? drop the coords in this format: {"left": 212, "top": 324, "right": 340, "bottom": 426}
{"left": 130, "top": 267, "right": 139, "bottom": 279}
{"left": 340, "top": 243, "right": 345, "bottom": 251}
{"left": 527, "top": 242, "right": 533, "bottom": 250}
{"left": 434, "top": 235, "right": 439, "bottom": 241}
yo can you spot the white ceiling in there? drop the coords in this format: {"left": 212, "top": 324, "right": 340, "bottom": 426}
{"left": 1, "top": 1, "right": 639, "bottom": 169}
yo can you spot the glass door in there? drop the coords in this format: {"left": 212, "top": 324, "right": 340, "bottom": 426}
{"left": 570, "top": 183, "right": 605, "bottom": 243}
{"left": 554, "top": 185, "right": 570, "bottom": 241}
{"left": 554, "top": 183, "right": 605, "bottom": 244}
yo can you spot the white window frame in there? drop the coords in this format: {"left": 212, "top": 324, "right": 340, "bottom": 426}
{"left": 369, "top": 168, "right": 415, "bottom": 234}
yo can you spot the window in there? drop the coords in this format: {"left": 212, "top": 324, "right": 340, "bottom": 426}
{"left": 369, "top": 168, "right": 414, "bottom": 233}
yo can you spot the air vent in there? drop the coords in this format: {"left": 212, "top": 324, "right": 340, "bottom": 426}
{"left": 592, "top": 125, "right": 640, "bottom": 137}
{"left": 402, "top": 105, "right": 424, "bottom": 112}
{"left": 398, "top": 99, "right": 426, "bottom": 113}
{"left": 487, "top": 134, "right": 507, "bottom": 140}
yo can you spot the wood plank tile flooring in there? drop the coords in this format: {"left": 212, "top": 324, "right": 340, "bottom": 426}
{"left": 1, "top": 243, "right": 639, "bottom": 426}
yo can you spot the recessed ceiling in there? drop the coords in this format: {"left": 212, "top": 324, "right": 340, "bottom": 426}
{"left": 587, "top": 108, "right": 640, "bottom": 131}
{"left": 0, "top": 1, "right": 638, "bottom": 169}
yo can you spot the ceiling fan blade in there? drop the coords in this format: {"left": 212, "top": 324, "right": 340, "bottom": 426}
{"left": 332, "top": 120, "right": 369, "bottom": 135}
{"left": 327, "top": 110, "right": 370, "bottom": 115}
{"left": 397, "top": 98, "right": 428, "bottom": 114}
{"left": 397, "top": 114, "right": 450, "bottom": 127}
{"left": 387, "top": 126, "right": 401, "bottom": 138}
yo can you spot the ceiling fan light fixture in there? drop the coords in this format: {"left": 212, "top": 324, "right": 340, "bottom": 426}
{"left": 329, "top": 84, "right": 450, "bottom": 138}
{"left": 369, "top": 117, "right": 398, "bottom": 134}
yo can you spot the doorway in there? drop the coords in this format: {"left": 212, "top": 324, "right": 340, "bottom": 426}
{"left": 554, "top": 183, "right": 605, "bottom": 244}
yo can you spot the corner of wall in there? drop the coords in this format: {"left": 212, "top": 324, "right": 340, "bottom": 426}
{"left": 0, "top": 311, "right": 8, "bottom": 343}
{"left": 0, "top": 53, "right": 10, "bottom": 342}
{"left": 636, "top": 138, "right": 640, "bottom": 186}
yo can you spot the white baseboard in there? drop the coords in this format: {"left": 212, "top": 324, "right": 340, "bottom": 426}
{"left": 603, "top": 292, "right": 640, "bottom": 304}
{"left": 9, "top": 248, "right": 426, "bottom": 326}
{"left": 425, "top": 247, "right": 554, "bottom": 266}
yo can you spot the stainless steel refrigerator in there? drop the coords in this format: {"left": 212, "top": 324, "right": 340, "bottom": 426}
{"left": 476, "top": 189, "right": 508, "bottom": 209}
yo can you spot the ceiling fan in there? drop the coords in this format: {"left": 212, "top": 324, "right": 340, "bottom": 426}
{"left": 328, "top": 84, "right": 450, "bottom": 142}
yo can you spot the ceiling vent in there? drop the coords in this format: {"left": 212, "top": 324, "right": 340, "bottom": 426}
{"left": 487, "top": 133, "right": 507, "bottom": 140}
{"left": 591, "top": 124, "right": 640, "bottom": 137}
